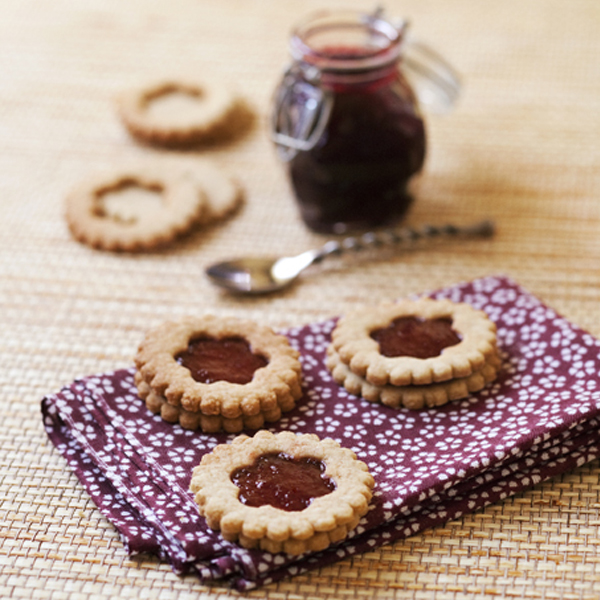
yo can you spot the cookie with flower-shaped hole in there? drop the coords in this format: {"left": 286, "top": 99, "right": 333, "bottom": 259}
{"left": 135, "top": 315, "right": 303, "bottom": 425}
{"left": 118, "top": 78, "right": 251, "bottom": 147}
{"left": 326, "top": 344, "right": 502, "bottom": 410}
{"left": 189, "top": 431, "right": 374, "bottom": 555}
{"left": 65, "top": 166, "right": 206, "bottom": 252}
{"left": 330, "top": 298, "right": 497, "bottom": 387}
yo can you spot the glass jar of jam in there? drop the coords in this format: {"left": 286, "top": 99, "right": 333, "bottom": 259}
{"left": 272, "top": 9, "right": 430, "bottom": 234}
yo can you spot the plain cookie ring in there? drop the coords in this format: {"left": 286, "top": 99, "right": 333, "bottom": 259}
{"left": 190, "top": 431, "right": 374, "bottom": 555}
{"left": 65, "top": 167, "right": 206, "bottom": 252}
{"left": 326, "top": 344, "right": 502, "bottom": 410}
{"left": 134, "top": 315, "right": 303, "bottom": 422}
{"left": 331, "top": 298, "right": 498, "bottom": 387}
{"left": 118, "top": 79, "right": 242, "bottom": 147}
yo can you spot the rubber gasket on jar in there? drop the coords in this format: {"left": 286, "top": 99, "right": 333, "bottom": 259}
{"left": 330, "top": 298, "right": 498, "bottom": 387}
{"left": 326, "top": 344, "right": 502, "bottom": 410}
{"left": 117, "top": 79, "right": 245, "bottom": 147}
{"left": 189, "top": 431, "right": 374, "bottom": 555}
{"left": 64, "top": 167, "right": 206, "bottom": 252}
{"left": 134, "top": 315, "right": 303, "bottom": 421}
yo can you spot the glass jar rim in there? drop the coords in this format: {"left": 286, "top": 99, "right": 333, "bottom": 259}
{"left": 289, "top": 9, "right": 405, "bottom": 72}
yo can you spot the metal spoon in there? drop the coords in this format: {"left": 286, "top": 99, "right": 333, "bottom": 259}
{"left": 206, "top": 220, "right": 495, "bottom": 294}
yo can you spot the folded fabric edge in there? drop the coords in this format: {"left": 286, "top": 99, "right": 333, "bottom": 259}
{"left": 41, "top": 393, "right": 166, "bottom": 555}
{"left": 42, "top": 383, "right": 242, "bottom": 578}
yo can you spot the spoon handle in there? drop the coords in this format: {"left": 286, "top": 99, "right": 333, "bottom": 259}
{"left": 311, "top": 220, "right": 495, "bottom": 264}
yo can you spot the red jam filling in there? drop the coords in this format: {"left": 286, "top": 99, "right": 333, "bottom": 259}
{"left": 176, "top": 336, "right": 268, "bottom": 385}
{"left": 371, "top": 316, "right": 461, "bottom": 359}
{"left": 231, "top": 452, "right": 336, "bottom": 511}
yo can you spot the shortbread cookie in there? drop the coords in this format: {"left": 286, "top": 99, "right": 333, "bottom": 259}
{"left": 65, "top": 167, "right": 206, "bottom": 252}
{"left": 331, "top": 299, "right": 497, "bottom": 387}
{"left": 135, "top": 370, "right": 296, "bottom": 433}
{"left": 118, "top": 79, "right": 248, "bottom": 147}
{"left": 135, "top": 315, "right": 303, "bottom": 421}
{"left": 190, "top": 431, "right": 374, "bottom": 555}
{"left": 142, "top": 388, "right": 285, "bottom": 433}
{"left": 326, "top": 344, "right": 502, "bottom": 410}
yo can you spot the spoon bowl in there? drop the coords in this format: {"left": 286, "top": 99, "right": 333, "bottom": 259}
{"left": 206, "top": 255, "right": 306, "bottom": 294}
{"left": 206, "top": 220, "right": 495, "bottom": 295}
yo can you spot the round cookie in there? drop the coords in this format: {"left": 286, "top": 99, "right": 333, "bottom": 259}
{"left": 135, "top": 369, "right": 297, "bottom": 434}
{"left": 142, "top": 388, "right": 285, "bottom": 434}
{"left": 326, "top": 344, "right": 502, "bottom": 410}
{"left": 190, "top": 431, "right": 374, "bottom": 555}
{"left": 65, "top": 167, "right": 206, "bottom": 252}
{"left": 117, "top": 79, "right": 247, "bottom": 147}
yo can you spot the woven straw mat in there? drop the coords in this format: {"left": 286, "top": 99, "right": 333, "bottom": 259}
{"left": 3, "top": 0, "right": 600, "bottom": 598}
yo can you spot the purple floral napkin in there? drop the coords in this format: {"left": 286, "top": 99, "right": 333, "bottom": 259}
{"left": 42, "top": 276, "right": 600, "bottom": 590}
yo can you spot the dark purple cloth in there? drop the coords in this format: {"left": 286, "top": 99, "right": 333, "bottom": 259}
{"left": 42, "top": 277, "right": 600, "bottom": 589}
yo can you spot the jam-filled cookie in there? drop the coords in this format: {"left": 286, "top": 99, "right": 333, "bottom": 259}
{"left": 190, "top": 431, "right": 374, "bottom": 555}
{"left": 326, "top": 298, "right": 500, "bottom": 409}
{"left": 331, "top": 298, "right": 498, "bottom": 387}
{"left": 135, "top": 315, "right": 303, "bottom": 432}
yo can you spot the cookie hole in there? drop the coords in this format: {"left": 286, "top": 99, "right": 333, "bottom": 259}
{"left": 370, "top": 316, "right": 462, "bottom": 359}
{"left": 94, "top": 180, "right": 164, "bottom": 224}
{"left": 176, "top": 336, "right": 268, "bottom": 385}
{"left": 231, "top": 452, "right": 336, "bottom": 511}
{"left": 143, "top": 85, "right": 209, "bottom": 124}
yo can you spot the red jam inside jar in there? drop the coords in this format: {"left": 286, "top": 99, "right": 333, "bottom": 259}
{"left": 273, "top": 11, "right": 426, "bottom": 233}
{"left": 231, "top": 452, "right": 336, "bottom": 511}
{"left": 371, "top": 316, "right": 461, "bottom": 359}
{"left": 176, "top": 336, "right": 268, "bottom": 385}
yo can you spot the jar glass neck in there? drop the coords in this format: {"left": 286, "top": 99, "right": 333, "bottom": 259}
{"left": 289, "top": 9, "right": 405, "bottom": 76}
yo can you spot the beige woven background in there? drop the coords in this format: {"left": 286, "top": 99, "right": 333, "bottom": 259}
{"left": 2, "top": 0, "right": 600, "bottom": 598}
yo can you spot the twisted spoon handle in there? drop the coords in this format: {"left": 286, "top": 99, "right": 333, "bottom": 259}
{"left": 311, "top": 220, "right": 495, "bottom": 264}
